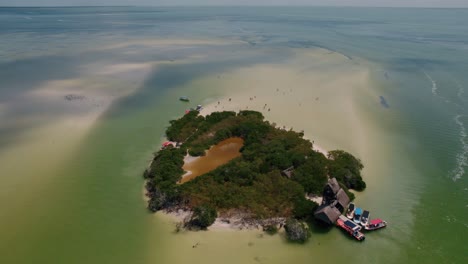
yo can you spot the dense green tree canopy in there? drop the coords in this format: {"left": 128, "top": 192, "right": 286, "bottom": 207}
{"left": 144, "top": 110, "right": 366, "bottom": 228}
{"left": 327, "top": 150, "right": 366, "bottom": 191}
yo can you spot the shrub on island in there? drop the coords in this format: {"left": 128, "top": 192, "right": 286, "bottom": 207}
{"left": 263, "top": 224, "right": 279, "bottom": 235}
{"left": 327, "top": 150, "right": 366, "bottom": 191}
{"left": 284, "top": 218, "right": 310, "bottom": 243}
{"left": 187, "top": 205, "right": 217, "bottom": 230}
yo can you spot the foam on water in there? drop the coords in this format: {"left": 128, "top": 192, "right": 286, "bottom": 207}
{"left": 424, "top": 73, "right": 467, "bottom": 181}
{"left": 423, "top": 71, "right": 438, "bottom": 96}
{"left": 450, "top": 115, "right": 468, "bottom": 181}
{"left": 456, "top": 81, "right": 465, "bottom": 103}
{"left": 423, "top": 70, "right": 452, "bottom": 103}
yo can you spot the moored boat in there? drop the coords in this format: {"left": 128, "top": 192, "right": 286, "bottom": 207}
{"left": 337, "top": 215, "right": 365, "bottom": 241}
{"left": 179, "top": 96, "right": 190, "bottom": 102}
{"left": 346, "top": 203, "right": 355, "bottom": 219}
{"left": 361, "top": 210, "right": 370, "bottom": 227}
{"left": 364, "top": 219, "right": 387, "bottom": 231}
{"left": 161, "top": 141, "right": 175, "bottom": 149}
{"left": 353, "top": 207, "right": 362, "bottom": 224}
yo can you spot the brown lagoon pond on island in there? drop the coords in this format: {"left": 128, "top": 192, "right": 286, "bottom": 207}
{"left": 0, "top": 6, "right": 467, "bottom": 264}
{"left": 180, "top": 137, "right": 244, "bottom": 183}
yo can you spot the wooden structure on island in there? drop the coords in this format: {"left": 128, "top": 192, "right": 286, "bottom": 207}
{"left": 314, "top": 178, "right": 350, "bottom": 225}
{"left": 281, "top": 166, "right": 295, "bottom": 179}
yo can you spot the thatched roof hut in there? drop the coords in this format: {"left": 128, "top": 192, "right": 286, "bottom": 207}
{"left": 314, "top": 178, "right": 351, "bottom": 224}
{"left": 335, "top": 188, "right": 350, "bottom": 213}
{"left": 281, "top": 166, "right": 294, "bottom": 179}
{"left": 322, "top": 177, "right": 341, "bottom": 203}
{"left": 328, "top": 178, "right": 341, "bottom": 194}
{"left": 314, "top": 204, "right": 341, "bottom": 225}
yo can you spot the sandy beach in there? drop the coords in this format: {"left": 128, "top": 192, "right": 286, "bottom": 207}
{"left": 161, "top": 207, "right": 287, "bottom": 232}
{"left": 196, "top": 48, "right": 372, "bottom": 155}
{"left": 150, "top": 48, "right": 375, "bottom": 233}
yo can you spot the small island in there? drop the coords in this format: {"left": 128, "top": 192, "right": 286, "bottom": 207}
{"left": 144, "top": 110, "right": 366, "bottom": 242}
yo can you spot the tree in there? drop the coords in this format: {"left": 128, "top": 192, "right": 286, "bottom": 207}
{"left": 189, "top": 205, "right": 217, "bottom": 229}
{"left": 284, "top": 218, "right": 310, "bottom": 243}
{"left": 293, "top": 197, "right": 317, "bottom": 220}
{"left": 147, "top": 188, "right": 166, "bottom": 212}
{"left": 327, "top": 150, "right": 366, "bottom": 191}
{"left": 166, "top": 111, "right": 204, "bottom": 142}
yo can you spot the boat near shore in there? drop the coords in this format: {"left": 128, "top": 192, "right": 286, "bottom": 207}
{"left": 179, "top": 96, "right": 190, "bottom": 102}
{"left": 353, "top": 207, "right": 362, "bottom": 224}
{"left": 361, "top": 210, "right": 370, "bottom": 227}
{"left": 346, "top": 203, "right": 355, "bottom": 219}
{"left": 364, "top": 219, "right": 387, "bottom": 231}
{"left": 337, "top": 215, "right": 365, "bottom": 241}
{"left": 343, "top": 204, "right": 387, "bottom": 232}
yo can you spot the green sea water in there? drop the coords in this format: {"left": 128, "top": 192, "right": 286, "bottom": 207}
{"left": 0, "top": 7, "right": 467, "bottom": 264}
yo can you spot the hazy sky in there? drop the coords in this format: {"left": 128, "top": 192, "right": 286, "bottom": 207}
{"left": 1, "top": 0, "right": 467, "bottom": 8}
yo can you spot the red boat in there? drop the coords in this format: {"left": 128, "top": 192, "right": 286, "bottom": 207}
{"left": 162, "top": 141, "right": 174, "bottom": 148}
{"left": 336, "top": 216, "right": 365, "bottom": 241}
{"left": 364, "top": 219, "right": 387, "bottom": 231}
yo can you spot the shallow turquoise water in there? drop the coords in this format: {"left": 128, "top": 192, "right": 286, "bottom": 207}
{"left": 0, "top": 7, "right": 467, "bottom": 264}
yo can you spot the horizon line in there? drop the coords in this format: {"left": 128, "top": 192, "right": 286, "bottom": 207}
{"left": 1, "top": 5, "right": 468, "bottom": 9}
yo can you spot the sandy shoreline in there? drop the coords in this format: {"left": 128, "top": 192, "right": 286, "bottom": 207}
{"left": 153, "top": 48, "right": 372, "bottom": 232}
{"left": 161, "top": 208, "right": 287, "bottom": 232}
{"left": 199, "top": 98, "right": 330, "bottom": 157}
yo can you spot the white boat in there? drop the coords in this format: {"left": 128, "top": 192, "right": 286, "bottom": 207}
{"left": 361, "top": 210, "right": 370, "bottom": 227}
{"left": 353, "top": 207, "right": 362, "bottom": 224}
{"left": 346, "top": 203, "right": 355, "bottom": 219}
{"left": 364, "top": 219, "right": 387, "bottom": 231}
